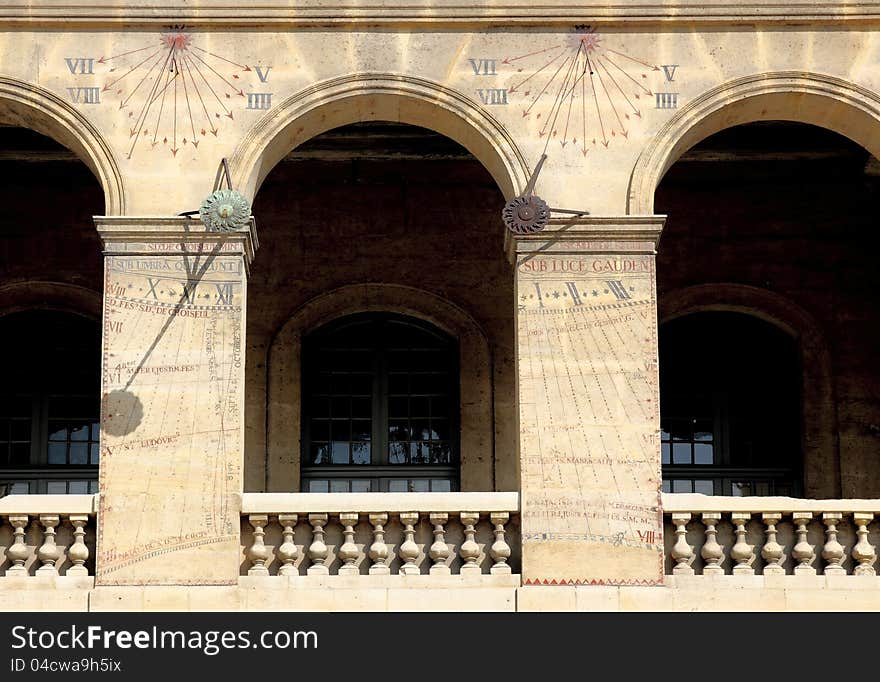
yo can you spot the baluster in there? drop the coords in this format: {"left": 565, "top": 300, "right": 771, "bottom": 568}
{"left": 277, "top": 514, "right": 299, "bottom": 576}
{"left": 36, "top": 515, "right": 61, "bottom": 576}
{"left": 428, "top": 513, "right": 450, "bottom": 575}
{"left": 307, "top": 513, "right": 329, "bottom": 575}
{"left": 852, "top": 513, "right": 876, "bottom": 576}
{"left": 368, "top": 513, "right": 390, "bottom": 575}
{"left": 247, "top": 514, "right": 270, "bottom": 576}
{"left": 66, "top": 515, "right": 90, "bottom": 576}
{"left": 338, "top": 513, "right": 360, "bottom": 576}
{"left": 459, "top": 512, "right": 481, "bottom": 575}
{"left": 821, "top": 513, "right": 846, "bottom": 575}
{"left": 761, "top": 513, "right": 785, "bottom": 576}
{"left": 489, "top": 512, "right": 512, "bottom": 575}
{"left": 398, "top": 512, "right": 420, "bottom": 575}
{"left": 700, "top": 513, "right": 724, "bottom": 575}
{"left": 670, "top": 513, "right": 694, "bottom": 575}
{"left": 5, "top": 515, "right": 29, "bottom": 576}
{"left": 792, "top": 513, "right": 816, "bottom": 575}
{"left": 730, "top": 513, "right": 755, "bottom": 575}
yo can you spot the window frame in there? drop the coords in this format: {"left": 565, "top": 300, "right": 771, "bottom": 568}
{"left": 0, "top": 310, "right": 101, "bottom": 495}
{"left": 300, "top": 312, "right": 460, "bottom": 492}
{"left": 659, "top": 311, "right": 802, "bottom": 497}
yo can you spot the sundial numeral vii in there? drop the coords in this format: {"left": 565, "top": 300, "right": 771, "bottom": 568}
{"left": 468, "top": 58, "right": 497, "bottom": 76}
{"left": 65, "top": 58, "right": 95, "bottom": 75}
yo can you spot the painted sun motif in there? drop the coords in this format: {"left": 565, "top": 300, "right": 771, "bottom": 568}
{"left": 504, "top": 26, "right": 662, "bottom": 156}
{"left": 97, "top": 28, "right": 254, "bottom": 159}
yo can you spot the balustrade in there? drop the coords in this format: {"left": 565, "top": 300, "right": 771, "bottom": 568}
{"left": 663, "top": 495, "right": 880, "bottom": 578}
{"left": 240, "top": 492, "right": 519, "bottom": 577}
{"left": 0, "top": 496, "right": 96, "bottom": 577}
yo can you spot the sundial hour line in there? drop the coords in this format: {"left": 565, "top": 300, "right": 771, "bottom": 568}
{"left": 95, "top": 29, "right": 258, "bottom": 158}
{"left": 502, "top": 26, "right": 663, "bottom": 155}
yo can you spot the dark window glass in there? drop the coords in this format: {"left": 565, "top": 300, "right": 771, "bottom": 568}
{"left": 301, "top": 313, "right": 459, "bottom": 492}
{"left": 660, "top": 312, "right": 800, "bottom": 496}
{"left": 0, "top": 311, "right": 100, "bottom": 494}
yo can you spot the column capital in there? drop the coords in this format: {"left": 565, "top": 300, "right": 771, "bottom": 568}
{"left": 506, "top": 214, "right": 665, "bottom": 262}
{"left": 93, "top": 216, "right": 259, "bottom": 273}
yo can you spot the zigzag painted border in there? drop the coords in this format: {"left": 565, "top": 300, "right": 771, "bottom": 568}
{"left": 522, "top": 577, "right": 664, "bottom": 586}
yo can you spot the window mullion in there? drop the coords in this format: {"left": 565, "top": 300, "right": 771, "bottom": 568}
{"left": 33, "top": 393, "right": 48, "bottom": 466}
{"left": 374, "top": 320, "right": 387, "bottom": 469}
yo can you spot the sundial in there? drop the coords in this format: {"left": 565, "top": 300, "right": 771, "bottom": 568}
{"left": 505, "top": 26, "right": 664, "bottom": 156}
{"left": 94, "top": 27, "right": 261, "bottom": 159}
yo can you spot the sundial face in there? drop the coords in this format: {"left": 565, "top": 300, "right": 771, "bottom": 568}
{"left": 505, "top": 26, "right": 666, "bottom": 156}
{"left": 93, "top": 28, "right": 266, "bottom": 159}
{"left": 463, "top": 26, "right": 679, "bottom": 162}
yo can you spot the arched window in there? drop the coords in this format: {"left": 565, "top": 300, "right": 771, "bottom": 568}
{"left": 0, "top": 310, "right": 100, "bottom": 494}
{"left": 301, "top": 312, "right": 459, "bottom": 492}
{"left": 659, "top": 312, "right": 801, "bottom": 496}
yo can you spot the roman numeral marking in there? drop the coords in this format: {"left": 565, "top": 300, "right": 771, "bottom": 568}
{"left": 254, "top": 66, "right": 271, "bottom": 82}
{"left": 246, "top": 92, "right": 273, "bottom": 110}
{"left": 146, "top": 278, "right": 161, "bottom": 300}
{"left": 565, "top": 282, "right": 583, "bottom": 305}
{"left": 182, "top": 283, "right": 197, "bottom": 305}
{"left": 533, "top": 282, "right": 544, "bottom": 308}
{"left": 655, "top": 92, "right": 678, "bottom": 109}
{"left": 661, "top": 64, "right": 678, "bottom": 82}
{"left": 67, "top": 87, "right": 100, "bottom": 104}
{"left": 468, "top": 58, "right": 497, "bottom": 76}
{"left": 65, "top": 58, "right": 95, "bottom": 74}
{"left": 636, "top": 530, "right": 656, "bottom": 544}
{"left": 477, "top": 88, "right": 508, "bottom": 105}
{"left": 215, "top": 283, "right": 233, "bottom": 305}
{"left": 606, "top": 280, "right": 631, "bottom": 300}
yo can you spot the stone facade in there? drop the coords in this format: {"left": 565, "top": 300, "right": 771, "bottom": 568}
{"left": 0, "top": 1, "right": 878, "bottom": 610}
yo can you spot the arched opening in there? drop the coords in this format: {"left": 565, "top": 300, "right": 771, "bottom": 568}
{"left": 246, "top": 122, "right": 514, "bottom": 493}
{"left": 230, "top": 74, "right": 528, "bottom": 202}
{"left": 301, "top": 312, "right": 459, "bottom": 492}
{"left": 660, "top": 312, "right": 800, "bottom": 496}
{"left": 0, "top": 124, "right": 105, "bottom": 494}
{"left": 656, "top": 120, "right": 879, "bottom": 497}
{"left": 0, "top": 310, "right": 101, "bottom": 494}
{"left": 0, "top": 77, "right": 123, "bottom": 214}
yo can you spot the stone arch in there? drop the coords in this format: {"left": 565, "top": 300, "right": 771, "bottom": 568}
{"left": 629, "top": 71, "right": 880, "bottom": 214}
{"left": 229, "top": 73, "right": 529, "bottom": 201}
{"left": 264, "top": 284, "right": 495, "bottom": 493}
{"left": 0, "top": 281, "right": 101, "bottom": 319}
{"left": 0, "top": 76, "right": 125, "bottom": 215}
{"left": 659, "top": 283, "right": 839, "bottom": 498}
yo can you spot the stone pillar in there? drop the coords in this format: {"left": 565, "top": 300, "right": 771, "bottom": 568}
{"left": 511, "top": 217, "right": 665, "bottom": 586}
{"left": 94, "top": 216, "right": 257, "bottom": 585}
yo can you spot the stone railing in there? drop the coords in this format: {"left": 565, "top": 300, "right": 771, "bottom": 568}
{"left": 662, "top": 494, "right": 880, "bottom": 576}
{"left": 240, "top": 492, "right": 520, "bottom": 577}
{"left": 0, "top": 494, "right": 97, "bottom": 577}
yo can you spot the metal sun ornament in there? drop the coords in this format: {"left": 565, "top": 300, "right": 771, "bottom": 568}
{"left": 502, "top": 193, "right": 551, "bottom": 234}
{"left": 501, "top": 153, "right": 590, "bottom": 235}
{"left": 199, "top": 188, "right": 251, "bottom": 232}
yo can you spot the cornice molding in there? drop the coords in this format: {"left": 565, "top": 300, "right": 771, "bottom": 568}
{"left": 507, "top": 215, "right": 665, "bottom": 261}
{"left": 0, "top": 2, "right": 877, "bottom": 28}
